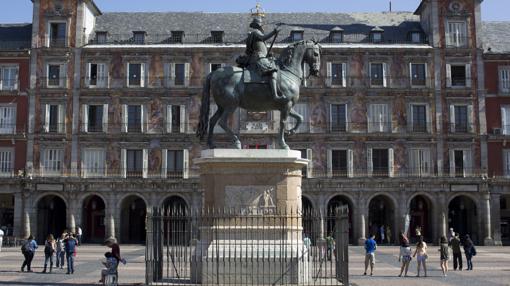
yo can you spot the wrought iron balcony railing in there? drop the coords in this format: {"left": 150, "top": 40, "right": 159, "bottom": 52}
{"left": 0, "top": 79, "right": 19, "bottom": 91}
{"left": 0, "top": 124, "right": 26, "bottom": 135}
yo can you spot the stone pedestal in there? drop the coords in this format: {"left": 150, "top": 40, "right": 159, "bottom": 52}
{"left": 192, "top": 149, "right": 310, "bottom": 285}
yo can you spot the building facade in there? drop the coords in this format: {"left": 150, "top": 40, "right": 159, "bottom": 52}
{"left": 0, "top": 23, "right": 31, "bottom": 237}
{"left": 4, "top": 0, "right": 506, "bottom": 245}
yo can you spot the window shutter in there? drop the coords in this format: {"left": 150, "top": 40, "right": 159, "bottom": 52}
{"left": 121, "top": 104, "right": 128, "bottom": 133}
{"left": 140, "top": 63, "right": 146, "bottom": 87}
{"left": 467, "top": 105, "right": 474, "bottom": 133}
{"left": 367, "top": 148, "right": 373, "bottom": 177}
{"left": 161, "top": 149, "right": 168, "bottom": 178}
{"left": 126, "top": 63, "right": 130, "bottom": 87}
{"left": 207, "top": 63, "right": 213, "bottom": 74}
{"left": 382, "top": 104, "right": 389, "bottom": 132}
{"left": 327, "top": 149, "right": 332, "bottom": 178}
{"left": 425, "top": 104, "right": 431, "bottom": 133}
{"left": 449, "top": 149, "right": 456, "bottom": 177}
{"left": 388, "top": 148, "right": 395, "bottom": 177}
{"left": 409, "top": 149, "right": 417, "bottom": 176}
{"left": 504, "top": 150, "right": 510, "bottom": 177}
{"left": 141, "top": 104, "right": 148, "bottom": 133}
{"left": 120, "top": 148, "right": 127, "bottom": 178}
{"left": 81, "top": 149, "right": 87, "bottom": 178}
{"left": 13, "top": 67, "right": 19, "bottom": 90}
{"left": 465, "top": 64, "right": 472, "bottom": 88}
{"left": 180, "top": 104, "right": 186, "bottom": 133}
{"left": 306, "top": 148, "right": 313, "bottom": 178}
{"left": 407, "top": 104, "right": 414, "bottom": 132}
{"left": 44, "top": 104, "right": 50, "bottom": 133}
{"left": 102, "top": 104, "right": 109, "bottom": 133}
{"left": 57, "top": 104, "right": 65, "bottom": 133}
{"left": 342, "top": 63, "right": 347, "bottom": 87}
{"left": 424, "top": 63, "right": 429, "bottom": 87}
{"left": 82, "top": 104, "right": 88, "bottom": 133}
{"left": 347, "top": 149, "right": 354, "bottom": 178}
{"left": 450, "top": 105, "right": 455, "bottom": 133}
{"left": 184, "top": 63, "right": 191, "bottom": 86}
{"left": 98, "top": 63, "right": 107, "bottom": 87}
{"left": 182, "top": 149, "right": 189, "bottom": 179}
{"left": 142, "top": 148, "right": 148, "bottom": 178}
{"left": 170, "top": 63, "right": 176, "bottom": 87}
{"left": 164, "top": 63, "right": 171, "bottom": 87}
{"left": 502, "top": 106, "right": 509, "bottom": 135}
{"left": 463, "top": 149, "right": 472, "bottom": 177}
{"left": 166, "top": 105, "right": 173, "bottom": 133}
{"left": 344, "top": 103, "right": 349, "bottom": 132}
{"left": 326, "top": 62, "right": 332, "bottom": 87}
{"left": 409, "top": 63, "right": 413, "bottom": 87}
{"left": 59, "top": 64, "right": 66, "bottom": 87}
{"left": 368, "top": 104, "right": 374, "bottom": 132}
{"left": 86, "top": 63, "right": 91, "bottom": 87}
{"left": 423, "top": 148, "right": 431, "bottom": 176}
{"left": 446, "top": 64, "right": 452, "bottom": 87}
{"left": 382, "top": 62, "right": 388, "bottom": 87}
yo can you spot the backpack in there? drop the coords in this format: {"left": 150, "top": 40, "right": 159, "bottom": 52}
{"left": 21, "top": 241, "right": 31, "bottom": 254}
{"left": 471, "top": 246, "right": 477, "bottom": 256}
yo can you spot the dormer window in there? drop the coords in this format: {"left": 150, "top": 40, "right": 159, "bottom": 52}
{"left": 171, "top": 31, "right": 184, "bottom": 43}
{"left": 133, "top": 31, "right": 146, "bottom": 44}
{"left": 371, "top": 27, "right": 384, "bottom": 43}
{"left": 95, "top": 31, "right": 107, "bottom": 44}
{"left": 49, "top": 22, "right": 67, "bottom": 47}
{"left": 329, "top": 27, "right": 344, "bottom": 43}
{"left": 410, "top": 31, "right": 422, "bottom": 44}
{"left": 291, "top": 29, "right": 304, "bottom": 42}
{"left": 211, "top": 31, "right": 224, "bottom": 43}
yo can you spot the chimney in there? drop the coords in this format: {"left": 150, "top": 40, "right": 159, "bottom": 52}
{"left": 389, "top": 1, "right": 392, "bottom": 12}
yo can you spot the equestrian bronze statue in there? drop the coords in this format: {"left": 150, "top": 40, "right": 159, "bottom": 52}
{"left": 197, "top": 18, "right": 321, "bottom": 149}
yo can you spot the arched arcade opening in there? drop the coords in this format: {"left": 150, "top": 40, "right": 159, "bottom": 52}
{"left": 37, "top": 195, "right": 67, "bottom": 243}
{"left": 120, "top": 195, "right": 147, "bottom": 244}
{"left": 368, "top": 195, "right": 395, "bottom": 245}
{"left": 449, "top": 195, "right": 479, "bottom": 244}
{"left": 162, "top": 196, "right": 190, "bottom": 245}
{"left": 82, "top": 195, "right": 106, "bottom": 243}
{"left": 408, "top": 195, "right": 433, "bottom": 242}
{"left": 326, "top": 195, "right": 354, "bottom": 244}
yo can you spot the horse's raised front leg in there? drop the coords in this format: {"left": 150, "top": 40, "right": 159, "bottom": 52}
{"left": 288, "top": 108, "right": 304, "bottom": 135}
{"left": 218, "top": 107, "right": 242, "bottom": 149}
{"left": 278, "top": 109, "right": 290, "bottom": 150}
{"left": 207, "top": 107, "right": 223, "bottom": 149}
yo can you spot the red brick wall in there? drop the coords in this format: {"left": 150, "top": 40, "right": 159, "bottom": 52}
{"left": 488, "top": 142, "right": 504, "bottom": 177}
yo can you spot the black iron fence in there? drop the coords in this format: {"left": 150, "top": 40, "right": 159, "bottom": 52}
{"left": 146, "top": 206, "right": 349, "bottom": 285}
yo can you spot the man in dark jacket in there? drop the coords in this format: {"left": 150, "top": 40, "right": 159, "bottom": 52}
{"left": 64, "top": 233, "right": 78, "bottom": 274}
{"left": 450, "top": 233, "right": 463, "bottom": 270}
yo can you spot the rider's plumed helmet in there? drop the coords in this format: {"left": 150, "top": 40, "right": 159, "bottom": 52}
{"left": 250, "top": 17, "right": 263, "bottom": 30}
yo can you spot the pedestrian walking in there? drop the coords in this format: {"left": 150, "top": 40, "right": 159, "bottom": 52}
{"left": 64, "top": 233, "right": 78, "bottom": 274}
{"left": 56, "top": 233, "right": 65, "bottom": 269}
{"left": 413, "top": 236, "right": 428, "bottom": 277}
{"left": 398, "top": 233, "right": 412, "bottom": 277}
{"left": 450, "top": 233, "right": 463, "bottom": 270}
{"left": 0, "top": 227, "right": 4, "bottom": 252}
{"left": 42, "top": 234, "right": 56, "bottom": 273}
{"left": 379, "top": 225, "right": 385, "bottom": 244}
{"left": 463, "top": 234, "right": 476, "bottom": 271}
{"left": 386, "top": 225, "right": 392, "bottom": 245}
{"left": 21, "top": 235, "right": 37, "bottom": 272}
{"left": 439, "top": 236, "right": 449, "bottom": 277}
{"left": 363, "top": 234, "right": 377, "bottom": 276}
{"left": 76, "top": 226, "right": 83, "bottom": 245}
{"left": 325, "top": 234, "right": 335, "bottom": 261}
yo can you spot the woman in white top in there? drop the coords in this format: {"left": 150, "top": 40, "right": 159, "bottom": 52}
{"left": 398, "top": 233, "right": 412, "bottom": 277}
{"left": 413, "top": 236, "right": 428, "bottom": 277}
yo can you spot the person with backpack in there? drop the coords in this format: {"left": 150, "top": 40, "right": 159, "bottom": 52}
{"left": 42, "top": 234, "right": 56, "bottom": 273}
{"left": 56, "top": 233, "right": 65, "bottom": 269}
{"left": 21, "top": 235, "right": 37, "bottom": 272}
{"left": 64, "top": 233, "right": 78, "bottom": 274}
{"left": 463, "top": 234, "right": 476, "bottom": 271}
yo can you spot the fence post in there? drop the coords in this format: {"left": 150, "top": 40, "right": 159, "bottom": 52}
{"left": 335, "top": 205, "right": 349, "bottom": 285}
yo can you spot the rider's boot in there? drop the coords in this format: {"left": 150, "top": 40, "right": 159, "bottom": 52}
{"left": 270, "top": 76, "right": 285, "bottom": 102}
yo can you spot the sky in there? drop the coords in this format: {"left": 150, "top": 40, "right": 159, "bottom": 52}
{"left": 0, "top": 0, "right": 507, "bottom": 23}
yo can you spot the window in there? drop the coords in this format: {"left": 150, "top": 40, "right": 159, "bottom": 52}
{"left": 447, "top": 64, "right": 471, "bottom": 87}
{"left": 287, "top": 103, "right": 309, "bottom": 133}
{"left": 43, "top": 104, "right": 64, "bottom": 133}
{"left": 0, "top": 106, "right": 16, "bottom": 134}
{"left": 371, "top": 32, "right": 383, "bottom": 43}
{"left": 95, "top": 32, "right": 107, "bottom": 44}
{"left": 409, "top": 148, "right": 431, "bottom": 177}
{"left": 41, "top": 148, "right": 63, "bottom": 175}
{"left": 291, "top": 31, "right": 304, "bottom": 42}
{"left": 128, "top": 63, "right": 145, "bottom": 87}
{"left": 370, "top": 63, "right": 387, "bottom": 87}
{"left": 174, "top": 63, "right": 186, "bottom": 86}
{"left": 502, "top": 106, "right": 510, "bottom": 135}
{"left": 0, "top": 148, "right": 13, "bottom": 176}
{"left": 330, "top": 104, "right": 347, "bottom": 132}
{"left": 411, "top": 32, "right": 422, "bottom": 43}
{"left": 410, "top": 63, "right": 427, "bottom": 86}
{"left": 329, "top": 31, "right": 343, "bottom": 43}
{"left": 371, "top": 148, "right": 390, "bottom": 177}
{"left": 411, "top": 104, "right": 427, "bottom": 133}
{"left": 500, "top": 68, "right": 510, "bottom": 93}
{"left": 210, "top": 63, "right": 223, "bottom": 73}
{"left": 504, "top": 150, "right": 510, "bottom": 177}
{"left": 447, "top": 21, "right": 467, "bottom": 47}
{"left": 127, "top": 105, "right": 142, "bottom": 132}
{"left": 126, "top": 149, "right": 143, "bottom": 178}
{"left": 0, "top": 66, "right": 18, "bottom": 90}
{"left": 450, "top": 149, "right": 472, "bottom": 177}
{"left": 166, "top": 150, "right": 184, "bottom": 178}
{"left": 171, "top": 31, "right": 184, "bottom": 43}
{"left": 87, "top": 63, "right": 107, "bottom": 87}
{"left": 450, "top": 105, "right": 472, "bottom": 133}
{"left": 332, "top": 150, "right": 348, "bottom": 177}
{"left": 82, "top": 148, "right": 105, "bottom": 178}
{"left": 368, "top": 104, "right": 390, "bottom": 132}
{"left": 326, "top": 63, "right": 346, "bottom": 87}
{"left": 167, "top": 105, "right": 186, "bottom": 133}
{"left": 82, "top": 105, "right": 106, "bottom": 133}
{"left": 49, "top": 22, "right": 66, "bottom": 47}
{"left": 297, "top": 149, "right": 313, "bottom": 178}
{"left": 211, "top": 31, "right": 224, "bottom": 43}
{"left": 133, "top": 31, "right": 145, "bottom": 44}
{"left": 47, "top": 64, "right": 64, "bottom": 87}
{"left": 166, "top": 63, "right": 190, "bottom": 87}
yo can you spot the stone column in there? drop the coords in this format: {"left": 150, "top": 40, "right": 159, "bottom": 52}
{"left": 105, "top": 195, "right": 116, "bottom": 239}
{"left": 357, "top": 198, "right": 367, "bottom": 246}
{"left": 483, "top": 193, "right": 494, "bottom": 245}
{"left": 491, "top": 193, "right": 503, "bottom": 246}
{"left": 438, "top": 192, "right": 447, "bottom": 238}
{"left": 13, "top": 192, "right": 23, "bottom": 237}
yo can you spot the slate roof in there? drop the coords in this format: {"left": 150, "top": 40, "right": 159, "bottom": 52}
{"left": 482, "top": 21, "right": 510, "bottom": 54}
{"left": 0, "top": 23, "right": 32, "bottom": 50}
{"left": 92, "top": 12, "right": 426, "bottom": 45}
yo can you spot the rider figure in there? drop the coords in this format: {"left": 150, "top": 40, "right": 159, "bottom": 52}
{"left": 245, "top": 17, "right": 284, "bottom": 101}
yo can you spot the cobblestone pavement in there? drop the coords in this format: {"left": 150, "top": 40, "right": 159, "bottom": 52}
{"left": 0, "top": 245, "right": 509, "bottom": 285}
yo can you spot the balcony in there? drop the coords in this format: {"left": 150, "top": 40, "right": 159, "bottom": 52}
{"left": 78, "top": 122, "right": 193, "bottom": 134}
{"left": 0, "top": 79, "right": 19, "bottom": 91}
{"left": 39, "top": 77, "right": 67, "bottom": 89}
{"left": 39, "top": 123, "right": 66, "bottom": 134}
{"left": 445, "top": 36, "right": 469, "bottom": 49}
{"left": 0, "top": 124, "right": 26, "bottom": 135}
{"left": 321, "top": 76, "right": 433, "bottom": 89}
{"left": 449, "top": 123, "right": 474, "bottom": 134}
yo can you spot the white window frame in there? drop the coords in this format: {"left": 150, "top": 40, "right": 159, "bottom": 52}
{"left": 327, "top": 148, "right": 354, "bottom": 178}
{"left": 329, "top": 103, "right": 348, "bottom": 132}
{"left": 326, "top": 62, "right": 347, "bottom": 87}
{"left": 446, "top": 63, "right": 471, "bottom": 88}
{"left": 207, "top": 63, "right": 225, "bottom": 74}
{"left": 47, "top": 20, "right": 68, "bottom": 48}
{"left": 41, "top": 148, "right": 64, "bottom": 176}
{"left": 408, "top": 148, "right": 431, "bottom": 177}
{"left": 43, "top": 104, "right": 65, "bottom": 133}
{"left": 81, "top": 148, "right": 106, "bottom": 178}
{"left": 500, "top": 67, "right": 510, "bottom": 94}
{"left": 86, "top": 63, "right": 108, "bottom": 88}
{"left": 449, "top": 104, "right": 473, "bottom": 133}
{"left": 82, "top": 104, "right": 108, "bottom": 133}
{"left": 504, "top": 149, "right": 510, "bottom": 178}
{"left": 166, "top": 104, "right": 187, "bottom": 133}
{"left": 369, "top": 62, "right": 388, "bottom": 87}
{"left": 166, "top": 62, "right": 191, "bottom": 87}
{"left": 161, "top": 149, "right": 189, "bottom": 179}
{"left": 408, "top": 103, "right": 431, "bottom": 133}
{"left": 46, "top": 63, "right": 66, "bottom": 88}
{"left": 126, "top": 63, "right": 146, "bottom": 88}
{"left": 366, "top": 147, "right": 394, "bottom": 177}
{"left": 0, "top": 148, "right": 13, "bottom": 177}
{"left": 409, "top": 63, "right": 428, "bottom": 87}
{"left": 449, "top": 148, "right": 473, "bottom": 177}
{"left": 368, "top": 103, "right": 390, "bottom": 133}
{"left": 121, "top": 104, "right": 145, "bottom": 133}
{"left": 502, "top": 105, "right": 510, "bottom": 135}
{"left": 0, "top": 65, "right": 19, "bottom": 91}
{"left": 0, "top": 104, "right": 16, "bottom": 134}
{"left": 446, "top": 20, "right": 467, "bottom": 48}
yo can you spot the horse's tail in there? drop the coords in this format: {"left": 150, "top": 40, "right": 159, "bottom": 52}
{"left": 196, "top": 73, "right": 212, "bottom": 141}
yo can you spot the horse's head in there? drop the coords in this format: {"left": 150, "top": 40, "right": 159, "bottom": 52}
{"left": 303, "top": 40, "right": 321, "bottom": 77}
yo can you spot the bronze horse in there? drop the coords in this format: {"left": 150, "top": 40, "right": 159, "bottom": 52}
{"left": 197, "top": 40, "right": 321, "bottom": 149}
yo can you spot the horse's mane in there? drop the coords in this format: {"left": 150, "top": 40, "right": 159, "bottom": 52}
{"left": 278, "top": 40, "right": 308, "bottom": 67}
